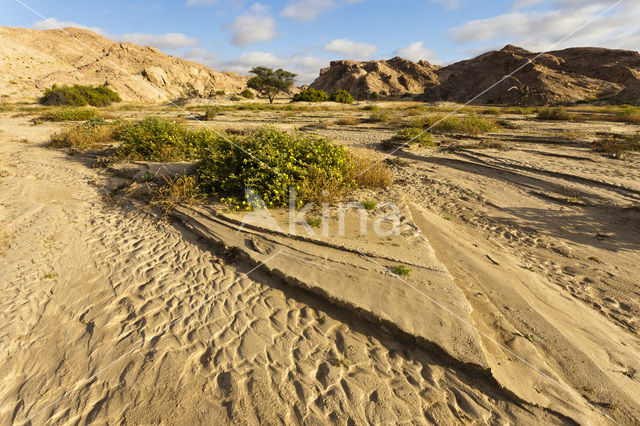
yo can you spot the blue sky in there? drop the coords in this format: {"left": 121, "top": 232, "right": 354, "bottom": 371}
{"left": 2, "top": 0, "right": 639, "bottom": 83}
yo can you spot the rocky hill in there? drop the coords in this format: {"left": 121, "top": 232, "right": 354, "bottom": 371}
{"left": 310, "top": 46, "right": 640, "bottom": 105}
{"left": 310, "top": 57, "right": 440, "bottom": 98}
{"left": 0, "top": 26, "right": 248, "bottom": 103}
{"left": 425, "top": 45, "right": 640, "bottom": 105}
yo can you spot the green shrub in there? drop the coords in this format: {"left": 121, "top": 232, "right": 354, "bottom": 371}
{"left": 483, "top": 107, "right": 501, "bottom": 115}
{"left": 415, "top": 114, "right": 497, "bottom": 135}
{"left": 537, "top": 107, "right": 571, "bottom": 121}
{"left": 330, "top": 90, "right": 354, "bottom": 104}
{"left": 369, "top": 109, "right": 390, "bottom": 122}
{"left": 615, "top": 106, "right": 640, "bottom": 124}
{"left": 230, "top": 95, "right": 242, "bottom": 102}
{"left": 293, "top": 88, "right": 329, "bottom": 103}
{"left": 362, "top": 105, "right": 379, "bottom": 111}
{"left": 40, "top": 84, "right": 121, "bottom": 107}
{"left": 194, "top": 128, "right": 390, "bottom": 208}
{"left": 370, "top": 92, "right": 380, "bottom": 101}
{"left": 117, "top": 117, "right": 214, "bottom": 161}
{"left": 42, "top": 107, "right": 101, "bottom": 121}
{"left": 503, "top": 106, "right": 537, "bottom": 115}
{"left": 383, "top": 127, "right": 436, "bottom": 150}
{"left": 392, "top": 265, "right": 410, "bottom": 276}
{"left": 240, "top": 89, "right": 255, "bottom": 99}
{"left": 215, "top": 90, "right": 226, "bottom": 96}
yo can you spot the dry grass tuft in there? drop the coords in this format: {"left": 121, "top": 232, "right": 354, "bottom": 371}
{"left": 151, "top": 175, "right": 201, "bottom": 214}
{"left": 335, "top": 116, "right": 361, "bottom": 126}
{"left": 49, "top": 119, "right": 128, "bottom": 149}
{"left": 348, "top": 151, "right": 392, "bottom": 189}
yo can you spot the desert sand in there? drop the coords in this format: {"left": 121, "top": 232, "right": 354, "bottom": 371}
{"left": 1, "top": 103, "right": 640, "bottom": 425}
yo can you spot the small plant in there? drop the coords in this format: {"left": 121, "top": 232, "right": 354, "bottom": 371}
{"left": 614, "top": 106, "right": 640, "bottom": 124}
{"left": 306, "top": 217, "right": 321, "bottom": 228}
{"left": 151, "top": 175, "right": 202, "bottom": 214}
{"left": 368, "top": 109, "right": 390, "bottom": 123}
{"left": 335, "top": 116, "right": 360, "bottom": 126}
{"left": 523, "top": 265, "right": 535, "bottom": 272}
{"left": 293, "top": 88, "right": 329, "bottom": 103}
{"left": 383, "top": 127, "right": 436, "bottom": 150}
{"left": 361, "top": 200, "right": 377, "bottom": 211}
{"left": 215, "top": 90, "right": 226, "bottom": 96}
{"left": 318, "top": 316, "right": 326, "bottom": 324}
{"left": 537, "top": 107, "right": 572, "bottom": 121}
{"left": 515, "top": 331, "right": 535, "bottom": 342}
{"left": 503, "top": 106, "right": 537, "bottom": 115}
{"left": 240, "top": 89, "right": 255, "bottom": 99}
{"left": 362, "top": 105, "right": 379, "bottom": 111}
{"left": 483, "top": 107, "right": 501, "bottom": 115}
{"left": 330, "top": 90, "right": 354, "bottom": 104}
{"left": 496, "top": 119, "right": 519, "bottom": 129}
{"left": 391, "top": 265, "right": 411, "bottom": 276}
{"left": 43, "top": 273, "right": 57, "bottom": 279}
{"left": 588, "top": 256, "right": 602, "bottom": 263}
{"left": 229, "top": 95, "right": 242, "bottom": 101}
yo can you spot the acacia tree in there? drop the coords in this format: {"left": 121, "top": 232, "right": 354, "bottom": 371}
{"left": 247, "top": 67, "right": 296, "bottom": 104}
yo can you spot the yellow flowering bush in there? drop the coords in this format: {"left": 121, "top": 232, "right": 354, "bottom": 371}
{"left": 195, "top": 128, "right": 362, "bottom": 208}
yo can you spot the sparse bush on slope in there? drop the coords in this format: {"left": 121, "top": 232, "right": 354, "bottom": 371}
{"left": 40, "top": 84, "right": 121, "bottom": 107}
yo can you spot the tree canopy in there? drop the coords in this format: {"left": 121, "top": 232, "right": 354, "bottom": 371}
{"left": 247, "top": 67, "right": 296, "bottom": 104}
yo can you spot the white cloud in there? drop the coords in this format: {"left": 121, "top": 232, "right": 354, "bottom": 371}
{"left": 230, "top": 4, "right": 277, "bottom": 45}
{"left": 182, "top": 47, "right": 220, "bottom": 67}
{"left": 32, "top": 18, "right": 106, "bottom": 35}
{"left": 121, "top": 33, "right": 198, "bottom": 49}
{"left": 281, "top": 0, "right": 364, "bottom": 21}
{"left": 393, "top": 41, "right": 437, "bottom": 62}
{"left": 324, "top": 38, "right": 377, "bottom": 59}
{"left": 449, "top": 2, "right": 640, "bottom": 52}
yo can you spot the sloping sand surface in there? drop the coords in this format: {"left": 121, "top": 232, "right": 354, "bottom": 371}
{"left": 0, "top": 117, "right": 569, "bottom": 424}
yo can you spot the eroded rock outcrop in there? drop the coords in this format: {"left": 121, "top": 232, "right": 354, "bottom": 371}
{"left": 310, "top": 57, "right": 440, "bottom": 98}
{"left": 424, "top": 45, "right": 640, "bottom": 105}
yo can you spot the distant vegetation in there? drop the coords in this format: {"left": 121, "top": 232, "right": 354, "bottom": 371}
{"left": 293, "top": 88, "right": 329, "bottom": 103}
{"left": 240, "top": 89, "right": 255, "bottom": 99}
{"left": 537, "top": 107, "right": 572, "bottom": 121}
{"left": 330, "top": 90, "right": 354, "bottom": 104}
{"left": 414, "top": 114, "right": 497, "bottom": 135}
{"left": 40, "top": 84, "right": 121, "bottom": 107}
{"left": 247, "top": 67, "right": 296, "bottom": 104}
{"left": 41, "top": 107, "right": 103, "bottom": 122}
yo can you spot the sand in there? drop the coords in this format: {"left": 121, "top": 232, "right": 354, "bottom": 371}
{"left": 2, "top": 108, "right": 640, "bottom": 424}
{"left": 0, "top": 116, "right": 567, "bottom": 425}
